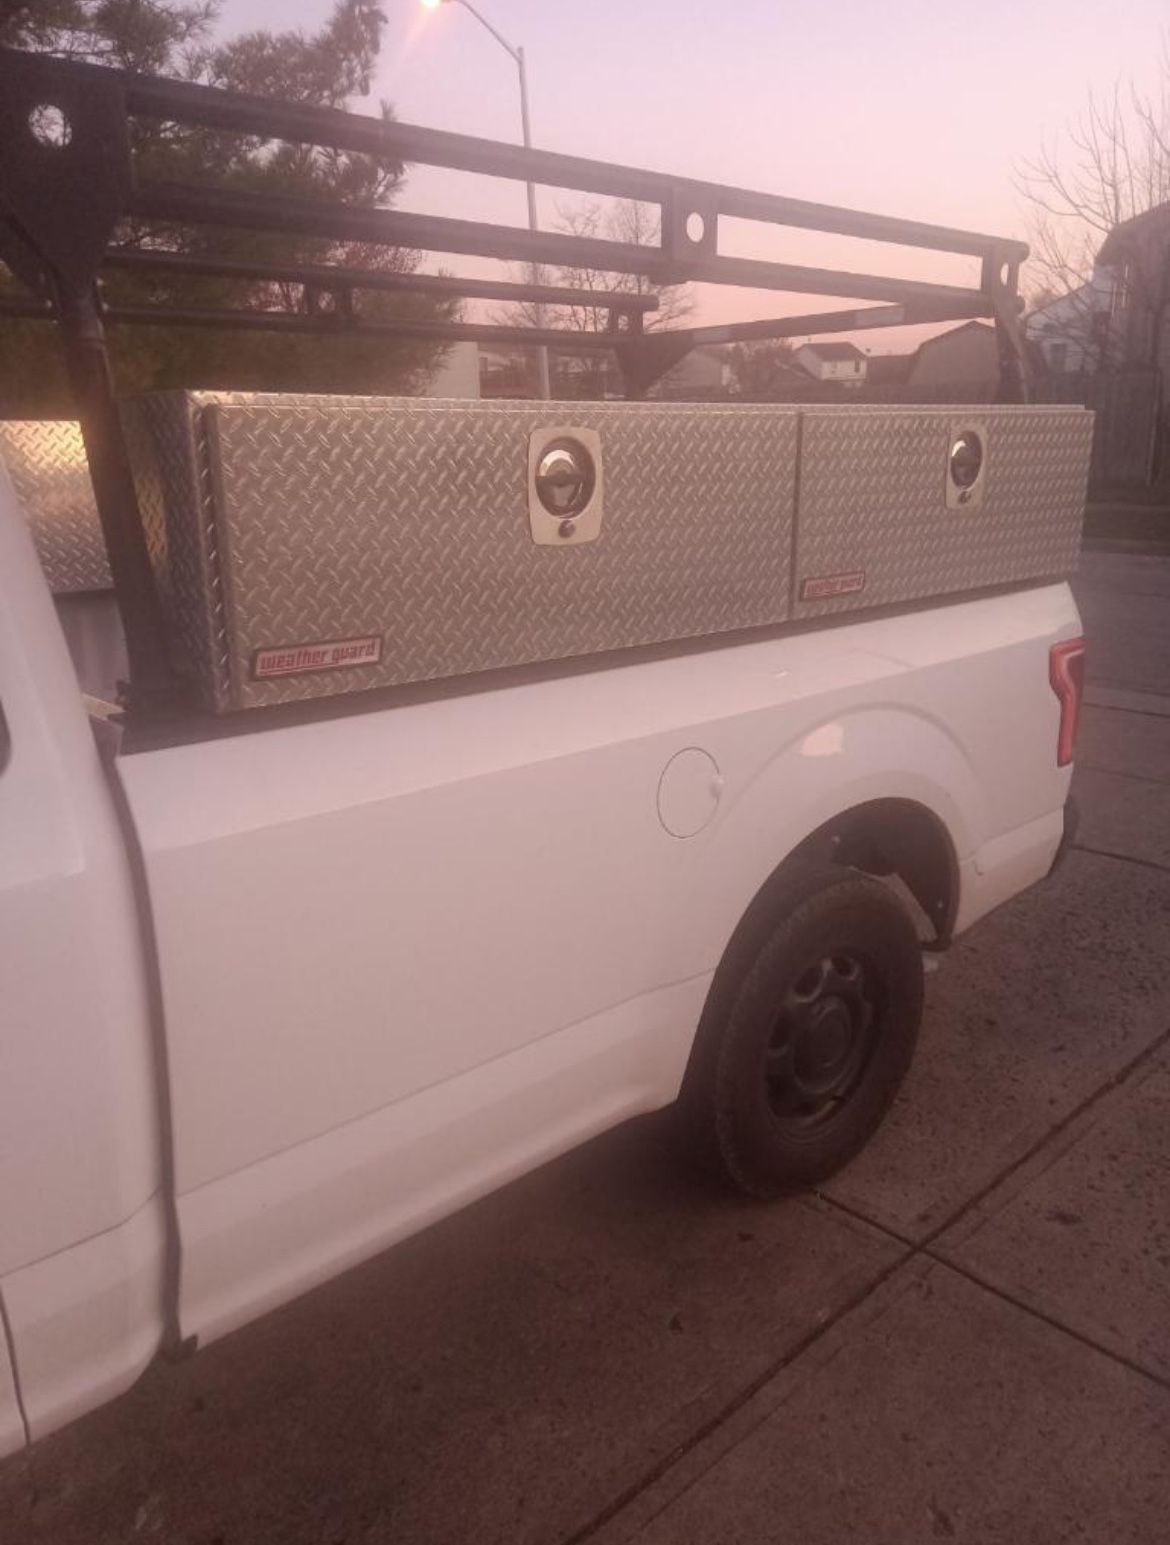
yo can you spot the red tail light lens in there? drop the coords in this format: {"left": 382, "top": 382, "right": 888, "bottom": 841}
{"left": 1049, "top": 638, "right": 1085, "bottom": 767}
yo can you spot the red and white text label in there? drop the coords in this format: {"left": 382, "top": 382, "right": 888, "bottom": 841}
{"left": 253, "top": 636, "right": 383, "bottom": 679}
{"left": 800, "top": 571, "right": 866, "bottom": 602}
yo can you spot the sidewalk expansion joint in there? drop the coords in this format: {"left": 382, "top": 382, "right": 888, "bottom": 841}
{"left": 565, "top": 1024, "right": 1170, "bottom": 1544}
{"left": 557, "top": 1248, "right": 913, "bottom": 1545}
{"left": 816, "top": 1024, "right": 1170, "bottom": 1380}
{"left": 916, "top": 1254, "right": 1170, "bottom": 1392}
{"left": 1073, "top": 841, "right": 1170, "bottom": 876}
{"left": 923, "top": 1023, "right": 1170, "bottom": 1248}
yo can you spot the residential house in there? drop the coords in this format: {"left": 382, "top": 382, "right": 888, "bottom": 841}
{"left": 652, "top": 345, "right": 733, "bottom": 400}
{"left": 864, "top": 351, "right": 913, "bottom": 387}
{"left": 1094, "top": 201, "right": 1170, "bottom": 481}
{"left": 847, "top": 326, "right": 998, "bottom": 394}
{"left": 1025, "top": 272, "right": 1116, "bottom": 376}
{"left": 794, "top": 341, "right": 867, "bottom": 385}
{"left": 1096, "top": 203, "right": 1170, "bottom": 377}
{"left": 477, "top": 342, "right": 729, "bottom": 401}
{"left": 905, "top": 320, "right": 999, "bottom": 387}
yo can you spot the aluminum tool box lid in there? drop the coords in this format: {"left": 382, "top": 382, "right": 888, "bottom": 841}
{"left": 791, "top": 405, "right": 1091, "bottom": 617}
{"left": 123, "top": 393, "right": 802, "bottom": 712}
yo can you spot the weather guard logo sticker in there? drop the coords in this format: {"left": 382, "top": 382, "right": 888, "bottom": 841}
{"left": 252, "top": 635, "right": 384, "bottom": 679}
{"left": 799, "top": 571, "right": 866, "bottom": 602}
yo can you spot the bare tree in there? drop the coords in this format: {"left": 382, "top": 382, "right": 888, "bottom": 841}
{"left": 1017, "top": 62, "right": 1170, "bottom": 373}
{"left": 726, "top": 338, "right": 799, "bottom": 398}
{"left": 499, "top": 200, "right": 693, "bottom": 332}
{"left": 493, "top": 199, "right": 694, "bottom": 398}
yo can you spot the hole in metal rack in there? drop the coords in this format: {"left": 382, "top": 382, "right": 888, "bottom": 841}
{"left": 685, "top": 211, "right": 706, "bottom": 244}
{"left": 28, "top": 103, "right": 72, "bottom": 148}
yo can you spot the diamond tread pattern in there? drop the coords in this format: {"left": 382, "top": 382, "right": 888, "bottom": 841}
{"left": 0, "top": 420, "right": 112, "bottom": 593}
{"left": 9, "top": 397, "right": 1092, "bottom": 713}
{"left": 159, "top": 396, "right": 801, "bottom": 710}
{"left": 794, "top": 407, "right": 1091, "bottom": 617}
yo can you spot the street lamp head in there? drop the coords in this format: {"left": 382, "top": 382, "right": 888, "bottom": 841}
{"left": 419, "top": 0, "right": 445, "bottom": 10}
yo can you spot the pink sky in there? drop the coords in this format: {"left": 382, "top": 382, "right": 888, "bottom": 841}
{"left": 224, "top": 0, "right": 1168, "bottom": 347}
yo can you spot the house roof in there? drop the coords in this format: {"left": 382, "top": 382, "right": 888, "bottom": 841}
{"left": 1097, "top": 200, "right": 1170, "bottom": 265}
{"left": 799, "top": 341, "right": 867, "bottom": 363}
{"left": 912, "top": 320, "right": 996, "bottom": 356}
{"left": 1025, "top": 272, "right": 1115, "bottom": 328}
{"left": 1025, "top": 286, "right": 1090, "bottom": 326}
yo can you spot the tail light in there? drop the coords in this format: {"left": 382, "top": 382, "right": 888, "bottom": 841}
{"left": 1049, "top": 638, "right": 1086, "bottom": 767}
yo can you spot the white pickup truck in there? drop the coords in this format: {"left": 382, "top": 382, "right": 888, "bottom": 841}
{"left": 0, "top": 408, "right": 1085, "bottom": 1456}
{"left": 0, "top": 48, "right": 1088, "bottom": 1459}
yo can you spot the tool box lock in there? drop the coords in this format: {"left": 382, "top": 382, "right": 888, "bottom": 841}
{"left": 528, "top": 427, "right": 605, "bottom": 546}
{"left": 946, "top": 422, "right": 988, "bottom": 509}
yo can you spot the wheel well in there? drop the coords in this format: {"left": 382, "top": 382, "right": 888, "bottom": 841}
{"left": 682, "top": 798, "right": 954, "bottom": 1114}
{"left": 783, "top": 798, "right": 958, "bottom": 947}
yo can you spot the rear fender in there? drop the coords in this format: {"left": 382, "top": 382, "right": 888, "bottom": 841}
{"left": 664, "top": 704, "right": 984, "bottom": 985}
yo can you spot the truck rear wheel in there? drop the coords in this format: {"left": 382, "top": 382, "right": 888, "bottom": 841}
{"left": 681, "top": 866, "right": 924, "bottom": 1197}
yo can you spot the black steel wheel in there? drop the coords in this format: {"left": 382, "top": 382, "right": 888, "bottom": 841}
{"left": 680, "top": 865, "right": 924, "bottom": 1196}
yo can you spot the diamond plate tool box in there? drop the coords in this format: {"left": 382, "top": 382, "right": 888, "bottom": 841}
{"left": 10, "top": 396, "right": 1093, "bottom": 714}
{"left": 121, "top": 393, "right": 802, "bottom": 712}
{"left": 792, "top": 406, "right": 1091, "bottom": 618}
{"left": 0, "top": 420, "right": 112, "bottom": 594}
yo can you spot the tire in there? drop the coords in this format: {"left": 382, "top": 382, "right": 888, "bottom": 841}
{"left": 680, "top": 865, "right": 924, "bottom": 1197}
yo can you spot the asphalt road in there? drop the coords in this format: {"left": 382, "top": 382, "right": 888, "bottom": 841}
{"left": 2, "top": 551, "right": 1168, "bottom": 1545}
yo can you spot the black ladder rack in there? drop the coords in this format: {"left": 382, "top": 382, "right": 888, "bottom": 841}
{"left": 0, "top": 46, "right": 1030, "bottom": 714}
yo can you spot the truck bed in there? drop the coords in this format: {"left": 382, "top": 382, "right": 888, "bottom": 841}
{"left": 115, "top": 579, "right": 1077, "bottom": 1345}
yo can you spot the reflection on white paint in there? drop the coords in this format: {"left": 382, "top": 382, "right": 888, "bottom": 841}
{"left": 800, "top": 722, "right": 845, "bottom": 758}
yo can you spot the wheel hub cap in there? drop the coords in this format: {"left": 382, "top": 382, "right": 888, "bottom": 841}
{"left": 796, "top": 999, "right": 854, "bottom": 1088}
{"left": 763, "top": 953, "right": 878, "bottom": 1124}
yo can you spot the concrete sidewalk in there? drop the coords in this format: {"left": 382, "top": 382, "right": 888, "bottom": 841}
{"left": 1, "top": 553, "right": 1167, "bottom": 1544}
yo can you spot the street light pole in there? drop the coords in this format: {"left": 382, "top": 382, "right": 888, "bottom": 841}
{"left": 506, "top": 37, "right": 552, "bottom": 401}
{"left": 425, "top": 0, "right": 551, "bottom": 399}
